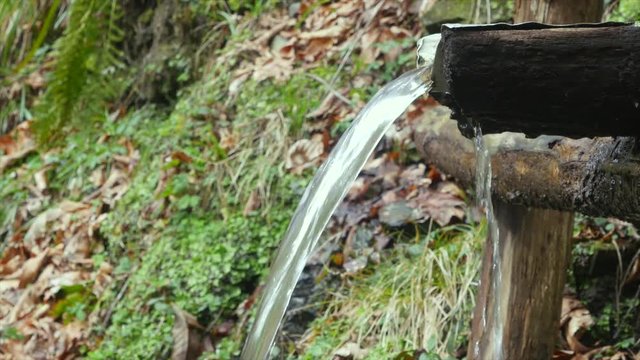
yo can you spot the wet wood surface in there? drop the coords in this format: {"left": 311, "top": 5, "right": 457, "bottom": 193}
{"left": 468, "top": 202, "right": 573, "bottom": 360}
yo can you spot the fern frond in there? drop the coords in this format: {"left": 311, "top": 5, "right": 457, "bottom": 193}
{"left": 34, "top": 0, "right": 125, "bottom": 144}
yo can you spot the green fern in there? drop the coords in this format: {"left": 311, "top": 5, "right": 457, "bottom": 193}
{"left": 34, "top": 0, "right": 124, "bottom": 144}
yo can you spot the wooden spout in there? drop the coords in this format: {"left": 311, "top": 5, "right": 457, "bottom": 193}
{"left": 429, "top": 23, "right": 640, "bottom": 138}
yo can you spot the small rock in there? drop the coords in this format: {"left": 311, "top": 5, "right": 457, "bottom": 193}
{"left": 288, "top": 2, "right": 300, "bottom": 17}
{"left": 378, "top": 201, "right": 416, "bottom": 227}
{"left": 334, "top": 342, "right": 368, "bottom": 359}
{"left": 343, "top": 257, "right": 367, "bottom": 275}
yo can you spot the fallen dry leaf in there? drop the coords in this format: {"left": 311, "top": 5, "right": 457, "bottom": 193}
{"left": 18, "top": 249, "right": 49, "bottom": 288}
{"left": 0, "top": 134, "right": 17, "bottom": 155}
{"left": 171, "top": 151, "right": 193, "bottom": 164}
{"left": 334, "top": 341, "right": 368, "bottom": 360}
{"left": 0, "top": 121, "right": 37, "bottom": 174}
{"left": 378, "top": 201, "right": 416, "bottom": 227}
{"left": 306, "top": 94, "right": 341, "bottom": 120}
{"left": 219, "top": 128, "right": 238, "bottom": 152}
{"left": 25, "top": 70, "right": 46, "bottom": 90}
{"left": 299, "top": 25, "right": 346, "bottom": 40}
{"left": 23, "top": 207, "right": 66, "bottom": 249}
{"left": 228, "top": 71, "right": 251, "bottom": 99}
{"left": 560, "top": 295, "right": 594, "bottom": 354}
{"left": 33, "top": 168, "right": 49, "bottom": 193}
{"left": 0, "top": 143, "right": 36, "bottom": 175}
{"left": 92, "top": 261, "right": 113, "bottom": 297}
{"left": 346, "top": 178, "right": 370, "bottom": 201}
{"left": 362, "top": 155, "right": 400, "bottom": 188}
{"left": 171, "top": 304, "right": 205, "bottom": 360}
{"left": 343, "top": 256, "right": 367, "bottom": 275}
{"left": 243, "top": 190, "right": 261, "bottom": 216}
{"left": 285, "top": 138, "right": 324, "bottom": 174}
{"left": 89, "top": 167, "right": 105, "bottom": 187}
{"left": 252, "top": 54, "right": 295, "bottom": 83}
{"left": 409, "top": 188, "right": 465, "bottom": 226}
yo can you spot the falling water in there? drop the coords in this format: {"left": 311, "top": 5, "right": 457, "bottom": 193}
{"left": 473, "top": 126, "right": 503, "bottom": 360}
{"left": 241, "top": 62, "right": 434, "bottom": 359}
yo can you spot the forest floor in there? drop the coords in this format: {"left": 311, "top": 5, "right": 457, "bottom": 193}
{"left": 1, "top": 1, "right": 639, "bottom": 359}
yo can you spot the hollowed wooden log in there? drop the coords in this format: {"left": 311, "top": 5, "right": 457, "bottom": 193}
{"left": 429, "top": 23, "right": 640, "bottom": 139}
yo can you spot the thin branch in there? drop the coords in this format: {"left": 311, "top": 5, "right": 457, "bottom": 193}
{"left": 102, "top": 273, "right": 132, "bottom": 328}
{"left": 302, "top": 73, "right": 352, "bottom": 106}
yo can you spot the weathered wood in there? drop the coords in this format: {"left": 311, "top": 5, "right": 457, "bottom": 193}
{"left": 468, "top": 202, "right": 574, "bottom": 360}
{"left": 453, "top": 3, "right": 602, "bottom": 359}
{"left": 414, "top": 107, "right": 640, "bottom": 226}
{"left": 514, "top": 0, "right": 603, "bottom": 23}
{"left": 429, "top": 24, "right": 640, "bottom": 138}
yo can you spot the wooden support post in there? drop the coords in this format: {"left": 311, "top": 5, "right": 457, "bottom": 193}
{"left": 513, "top": 0, "right": 603, "bottom": 24}
{"left": 467, "top": 202, "right": 574, "bottom": 359}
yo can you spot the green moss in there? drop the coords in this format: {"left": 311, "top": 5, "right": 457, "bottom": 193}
{"left": 90, "top": 208, "right": 296, "bottom": 359}
{"left": 236, "top": 66, "right": 338, "bottom": 134}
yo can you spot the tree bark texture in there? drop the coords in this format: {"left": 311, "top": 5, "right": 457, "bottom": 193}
{"left": 414, "top": 109, "right": 640, "bottom": 225}
{"left": 513, "top": 0, "right": 603, "bottom": 23}
{"left": 468, "top": 202, "right": 574, "bottom": 360}
{"left": 429, "top": 24, "right": 640, "bottom": 138}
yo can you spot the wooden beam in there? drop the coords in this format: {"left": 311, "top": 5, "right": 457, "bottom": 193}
{"left": 413, "top": 110, "right": 640, "bottom": 226}
{"left": 429, "top": 24, "right": 640, "bottom": 138}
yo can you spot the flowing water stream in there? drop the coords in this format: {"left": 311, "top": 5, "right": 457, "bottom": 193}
{"left": 240, "top": 32, "right": 508, "bottom": 360}
{"left": 241, "top": 65, "right": 434, "bottom": 359}
{"left": 473, "top": 127, "right": 503, "bottom": 360}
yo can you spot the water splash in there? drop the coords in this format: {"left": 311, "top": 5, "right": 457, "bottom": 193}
{"left": 473, "top": 126, "right": 503, "bottom": 360}
{"left": 241, "top": 68, "right": 433, "bottom": 360}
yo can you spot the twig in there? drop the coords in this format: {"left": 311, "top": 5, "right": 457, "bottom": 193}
{"left": 302, "top": 73, "right": 351, "bottom": 106}
{"left": 603, "top": 0, "right": 621, "bottom": 21}
{"left": 102, "top": 273, "right": 132, "bottom": 328}
{"left": 485, "top": 0, "right": 492, "bottom": 23}
{"left": 612, "top": 239, "right": 624, "bottom": 337}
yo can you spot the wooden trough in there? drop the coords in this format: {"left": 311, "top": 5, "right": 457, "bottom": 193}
{"left": 430, "top": 23, "right": 640, "bottom": 139}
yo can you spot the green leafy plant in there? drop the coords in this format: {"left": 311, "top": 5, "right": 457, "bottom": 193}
{"left": 0, "top": 1, "right": 56, "bottom": 74}
{"left": 50, "top": 284, "right": 97, "bottom": 323}
{"left": 1, "top": 327, "right": 25, "bottom": 341}
{"left": 608, "top": 0, "right": 640, "bottom": 22}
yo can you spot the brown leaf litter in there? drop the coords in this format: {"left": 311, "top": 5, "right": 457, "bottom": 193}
{"left": 0, "top": 124, "right": 138, "bottom": 358}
